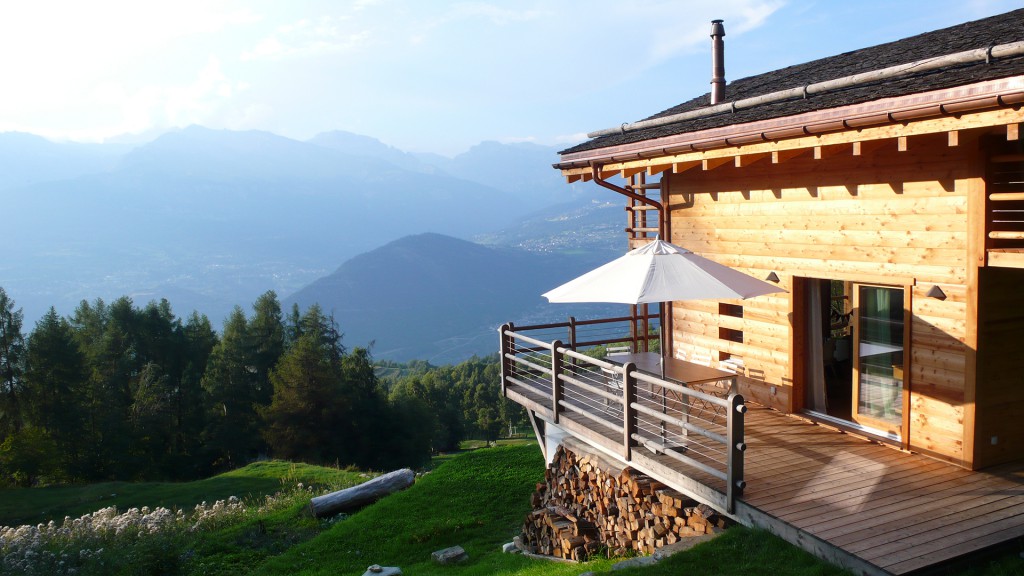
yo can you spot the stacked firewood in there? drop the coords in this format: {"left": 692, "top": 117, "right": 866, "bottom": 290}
{"left": 518, "top": 444, "right": 730, "bottom": 560}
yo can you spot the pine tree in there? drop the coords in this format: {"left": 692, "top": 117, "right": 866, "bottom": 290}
{"left": 0, "top": 288, "right": 25, "bottom": 438}
{"left": 202, "top": 307, "right": 262, "bottom": 468}
{"left": 22, "top": 308, "right": 87, "bottom": 480}
{"left": 262, "top": 306, "right": 391, "bottom": 467}
{"left": 249, "top": 291, "right": 285, "bottom": 408}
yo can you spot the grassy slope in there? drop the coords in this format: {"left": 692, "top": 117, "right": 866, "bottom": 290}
{"left": 3, "top": 445, "right": 1019, "bottom": 575}
{"left": 251, "top": 444, "right": 852, "bottom": 576}
{"left": 0, "top": 461, "right": 369, "bottom": 527}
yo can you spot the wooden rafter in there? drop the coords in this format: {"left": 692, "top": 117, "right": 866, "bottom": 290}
{"left": 558, "top": 107, "right": 1024, "bottom": 177}
{"left": 620, "top": 166, "right": 647, "bottom": 178}
{"left": 703, "top": 157, "right": 732, "bottom": 171}
{"left": 736, "top": 153, "right": 770, "bottom": 167}
{"left": 814, "top": 144, "right": 845, "bottom": 160}
{"left": 673, "top": 160, "right": 701, "bottom": 174}
{"left": 772, "top": 149, "right": 806, "bottom": 164}
{"left": 853, "top": 140, "right": 886, "bottom": 156}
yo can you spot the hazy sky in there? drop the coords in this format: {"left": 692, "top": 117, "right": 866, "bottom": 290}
{"left": 1, "top": 0, "right": 1019, "bottom": 155}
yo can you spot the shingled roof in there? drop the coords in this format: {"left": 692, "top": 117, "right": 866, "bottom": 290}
{"left": 561, "top": 8, "right": 1024, "bottom": 156}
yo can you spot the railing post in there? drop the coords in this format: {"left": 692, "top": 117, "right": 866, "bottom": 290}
{"left": 623, "top": 361, "right": 637, "bottom": 461}
{"left": 568, "top": 316, "right": 577, "bottom": 350}
{"left": 726, "top": 392, "right": 747, "bottom": 514}
{"left": 552, "top": 340, "right": 564, "bottom": 424}
{"left": 630, "top": 305, "right": 638, "bottom": 353}
{"left": 499, "top": 323, "right": 512, "bottom": 397}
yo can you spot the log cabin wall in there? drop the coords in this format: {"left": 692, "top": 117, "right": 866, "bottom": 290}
{"left": 974, "top": 266, "right": 1024, "bottom": 468}
{"left": 665, "top": 131, "right": 982, "bottom": 467}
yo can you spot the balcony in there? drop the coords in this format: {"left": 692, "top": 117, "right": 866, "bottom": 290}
{"left": 497, "top": 314, "right": 747, "bottom": 513}
{"left": 498, "top": 314, "right": 1024, "bottom": 575}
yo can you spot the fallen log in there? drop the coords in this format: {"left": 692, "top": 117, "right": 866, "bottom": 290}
{"left": 310, "top": 468, "right": 415, "bottom": 517}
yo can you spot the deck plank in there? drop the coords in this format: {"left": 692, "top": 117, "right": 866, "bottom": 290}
{"left": 809, "top": 471, "right": 1017, "bottom": 539}
{"left": 774, "top": 461, "right": 966, "bottom": 520}
{"left": 748, "top": 454, "right": 949, "bottom": 508}
{"left": 851, "top": 494, "right": 1024, "bottom": 555}
{"left": 505, "top": 384, "right": 1024, "bottom": 574}
{"left": 792, "top": 469, "right": 987, "bottom": 529}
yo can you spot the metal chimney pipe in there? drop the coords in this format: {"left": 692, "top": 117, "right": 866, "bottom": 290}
{"left": 710, "top": 19, "right": 726, "bottom": 105}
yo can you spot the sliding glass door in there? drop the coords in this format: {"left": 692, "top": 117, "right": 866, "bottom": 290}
{"left": 852, "top": 284, "right": 907, "bottom": 435}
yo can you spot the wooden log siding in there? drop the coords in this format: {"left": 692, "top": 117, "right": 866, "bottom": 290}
{"left": 667, "top": 131, "right": 978, "bottom": 466}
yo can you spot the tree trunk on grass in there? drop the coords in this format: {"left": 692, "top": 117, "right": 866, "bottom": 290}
{"left": 310, "top": 468, "right": 415, "bottom": 517}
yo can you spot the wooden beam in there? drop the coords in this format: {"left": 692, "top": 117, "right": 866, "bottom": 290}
{"left": 599, "top": 168, "right": 618, "bottom": 179}
{"left": 735, "top": 153, "right": 770, "bottom": 168}
{"left": 897, "top": 136, "right": 908, "bottom": 152}
{"left": 772, "top": 149, "right": 806, "bottom": 164}
{"left": 948, "top": 130, "right": 959, "bottom": 147}
{"left": 852, "top": 140, "right": 885, "bottom": 156}
{"left": 813, "top": 145, "right": 845, "bottom": 160}
{"left": 566, "top": 174, "right": 583, "bottom": 183}
{"left": 703, "top": 157, "right": 733, "bottom": 171}
{"left": 575, "top": 107, "right": 1024, "bottom": 177}
{"left": 648, "top": 164, "right": 672, "bottom": 176}
{"left": 1008, "top": 123, "right": 1019, "bottom": 141}
{"left": 673, "top": 160, "right": 701, "bottom": 173}
{"left": 621, "top": 166, "right": 646, "bottom": 178}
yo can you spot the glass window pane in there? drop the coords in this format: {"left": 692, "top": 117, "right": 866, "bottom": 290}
{"left": 857, "top": 286, "right": 903, "bottom": 425}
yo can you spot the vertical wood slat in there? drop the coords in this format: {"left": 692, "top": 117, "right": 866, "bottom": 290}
{"left": 623, "top": 362, "right": 637, "bottom": 460}
{"left": 500, "top": 323, "right": 513, "bottom": 397}
{"left": 552, "top": 340, "right": 564, "bottom": 424}
{"left": 727, "top": 393, "right": 747, "bottom": 513}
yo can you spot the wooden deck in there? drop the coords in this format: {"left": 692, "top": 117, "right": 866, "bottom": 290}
{"left": 512, "top": 382, "right": 1024, "bottom": 575}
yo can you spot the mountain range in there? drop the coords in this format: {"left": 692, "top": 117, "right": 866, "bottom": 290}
{"left": 3, "top": 127, "right": 626, "bottom": 361}
{"left": 286, "top": 232, "right": 620, "bottom": 363}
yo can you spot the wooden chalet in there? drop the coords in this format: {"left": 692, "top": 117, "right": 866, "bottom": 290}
{"left": 500, "top": 9, "right": 1024, "bottom": 574}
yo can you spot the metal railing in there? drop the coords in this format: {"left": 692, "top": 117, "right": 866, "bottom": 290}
{"left": 504, "top": 311, "right": 659, "bottom": 356}
{"left": 499, "top": 320, "right": 747, "bottom": 513}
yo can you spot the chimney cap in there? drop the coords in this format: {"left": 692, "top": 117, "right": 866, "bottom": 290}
{"left": 711, "top": 19, "right": 725, "bottom": 36}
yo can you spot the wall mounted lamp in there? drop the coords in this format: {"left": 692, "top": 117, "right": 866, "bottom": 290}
{"left": 925, "top": 285, "right": 947, "bottom": 300}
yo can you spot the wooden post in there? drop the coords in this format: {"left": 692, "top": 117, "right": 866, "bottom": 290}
{"left": 630, "top": 305, "right": 638, "bottom": 352}
{"left": 552, "top": 340, "right": 564, "bottom": 424}
{"left": 726, "top": 393, "right": 747, "bottom": 514}
{"left": 499, "top": 323, "right": 512, "bottom": 397}
{"left": 568, "top": 316, "right": 577, "bottom": 350}
{"left": 642, "top": 303, "right": 650, "bottom": 353}
{"left": 623, "top": 362, "right": 637, "bottom": 460}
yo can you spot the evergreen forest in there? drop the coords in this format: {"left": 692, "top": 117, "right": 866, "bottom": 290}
{"left": 0, "top": 287, "right": 525, "bottom": 487}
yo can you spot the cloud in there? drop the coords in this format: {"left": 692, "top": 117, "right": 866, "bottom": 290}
{"left": 241, "top": 16, "right": 372, "bottom": 61}
{"left": 498, "top": 136, "right": 537, "bottom": 144}
{"left": 554, "top": 133, "right": 590, "bottom": 145}
{"left": 644, "top": 0, "right": 786, "bottom": 64}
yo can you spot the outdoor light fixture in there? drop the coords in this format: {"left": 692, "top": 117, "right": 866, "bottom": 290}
{"left": 926, "top": 285, "right": 947, "bottom": 300}
{"left": 765, "top": 271, "right": 780, "bottom": 283}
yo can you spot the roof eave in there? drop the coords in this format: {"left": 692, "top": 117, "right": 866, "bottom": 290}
{"left": 555, "top": 75, "right": 1024, "bottom": 171}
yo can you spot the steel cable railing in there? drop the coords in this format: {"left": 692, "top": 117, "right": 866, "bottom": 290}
{"left": 499, "top": 319, "right": 747, "bottom": 513}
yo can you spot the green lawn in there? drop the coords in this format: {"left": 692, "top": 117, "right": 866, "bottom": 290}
{"left": 252, "top": 444, "right": 851, "bottom": 576}
{"left": 0, "top": 460, "right": 369, "bottom": 527}
{"left": 2, "top": 444, "right": 1021, "bottom": 576}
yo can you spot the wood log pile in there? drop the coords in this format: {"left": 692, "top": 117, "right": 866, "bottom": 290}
{"left": 518, "top": 444, "right": 730, "bottom": 561}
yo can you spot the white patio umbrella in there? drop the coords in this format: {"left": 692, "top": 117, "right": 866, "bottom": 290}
{"left": 543, "top": 239, "right": 784, "bottom": 373}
